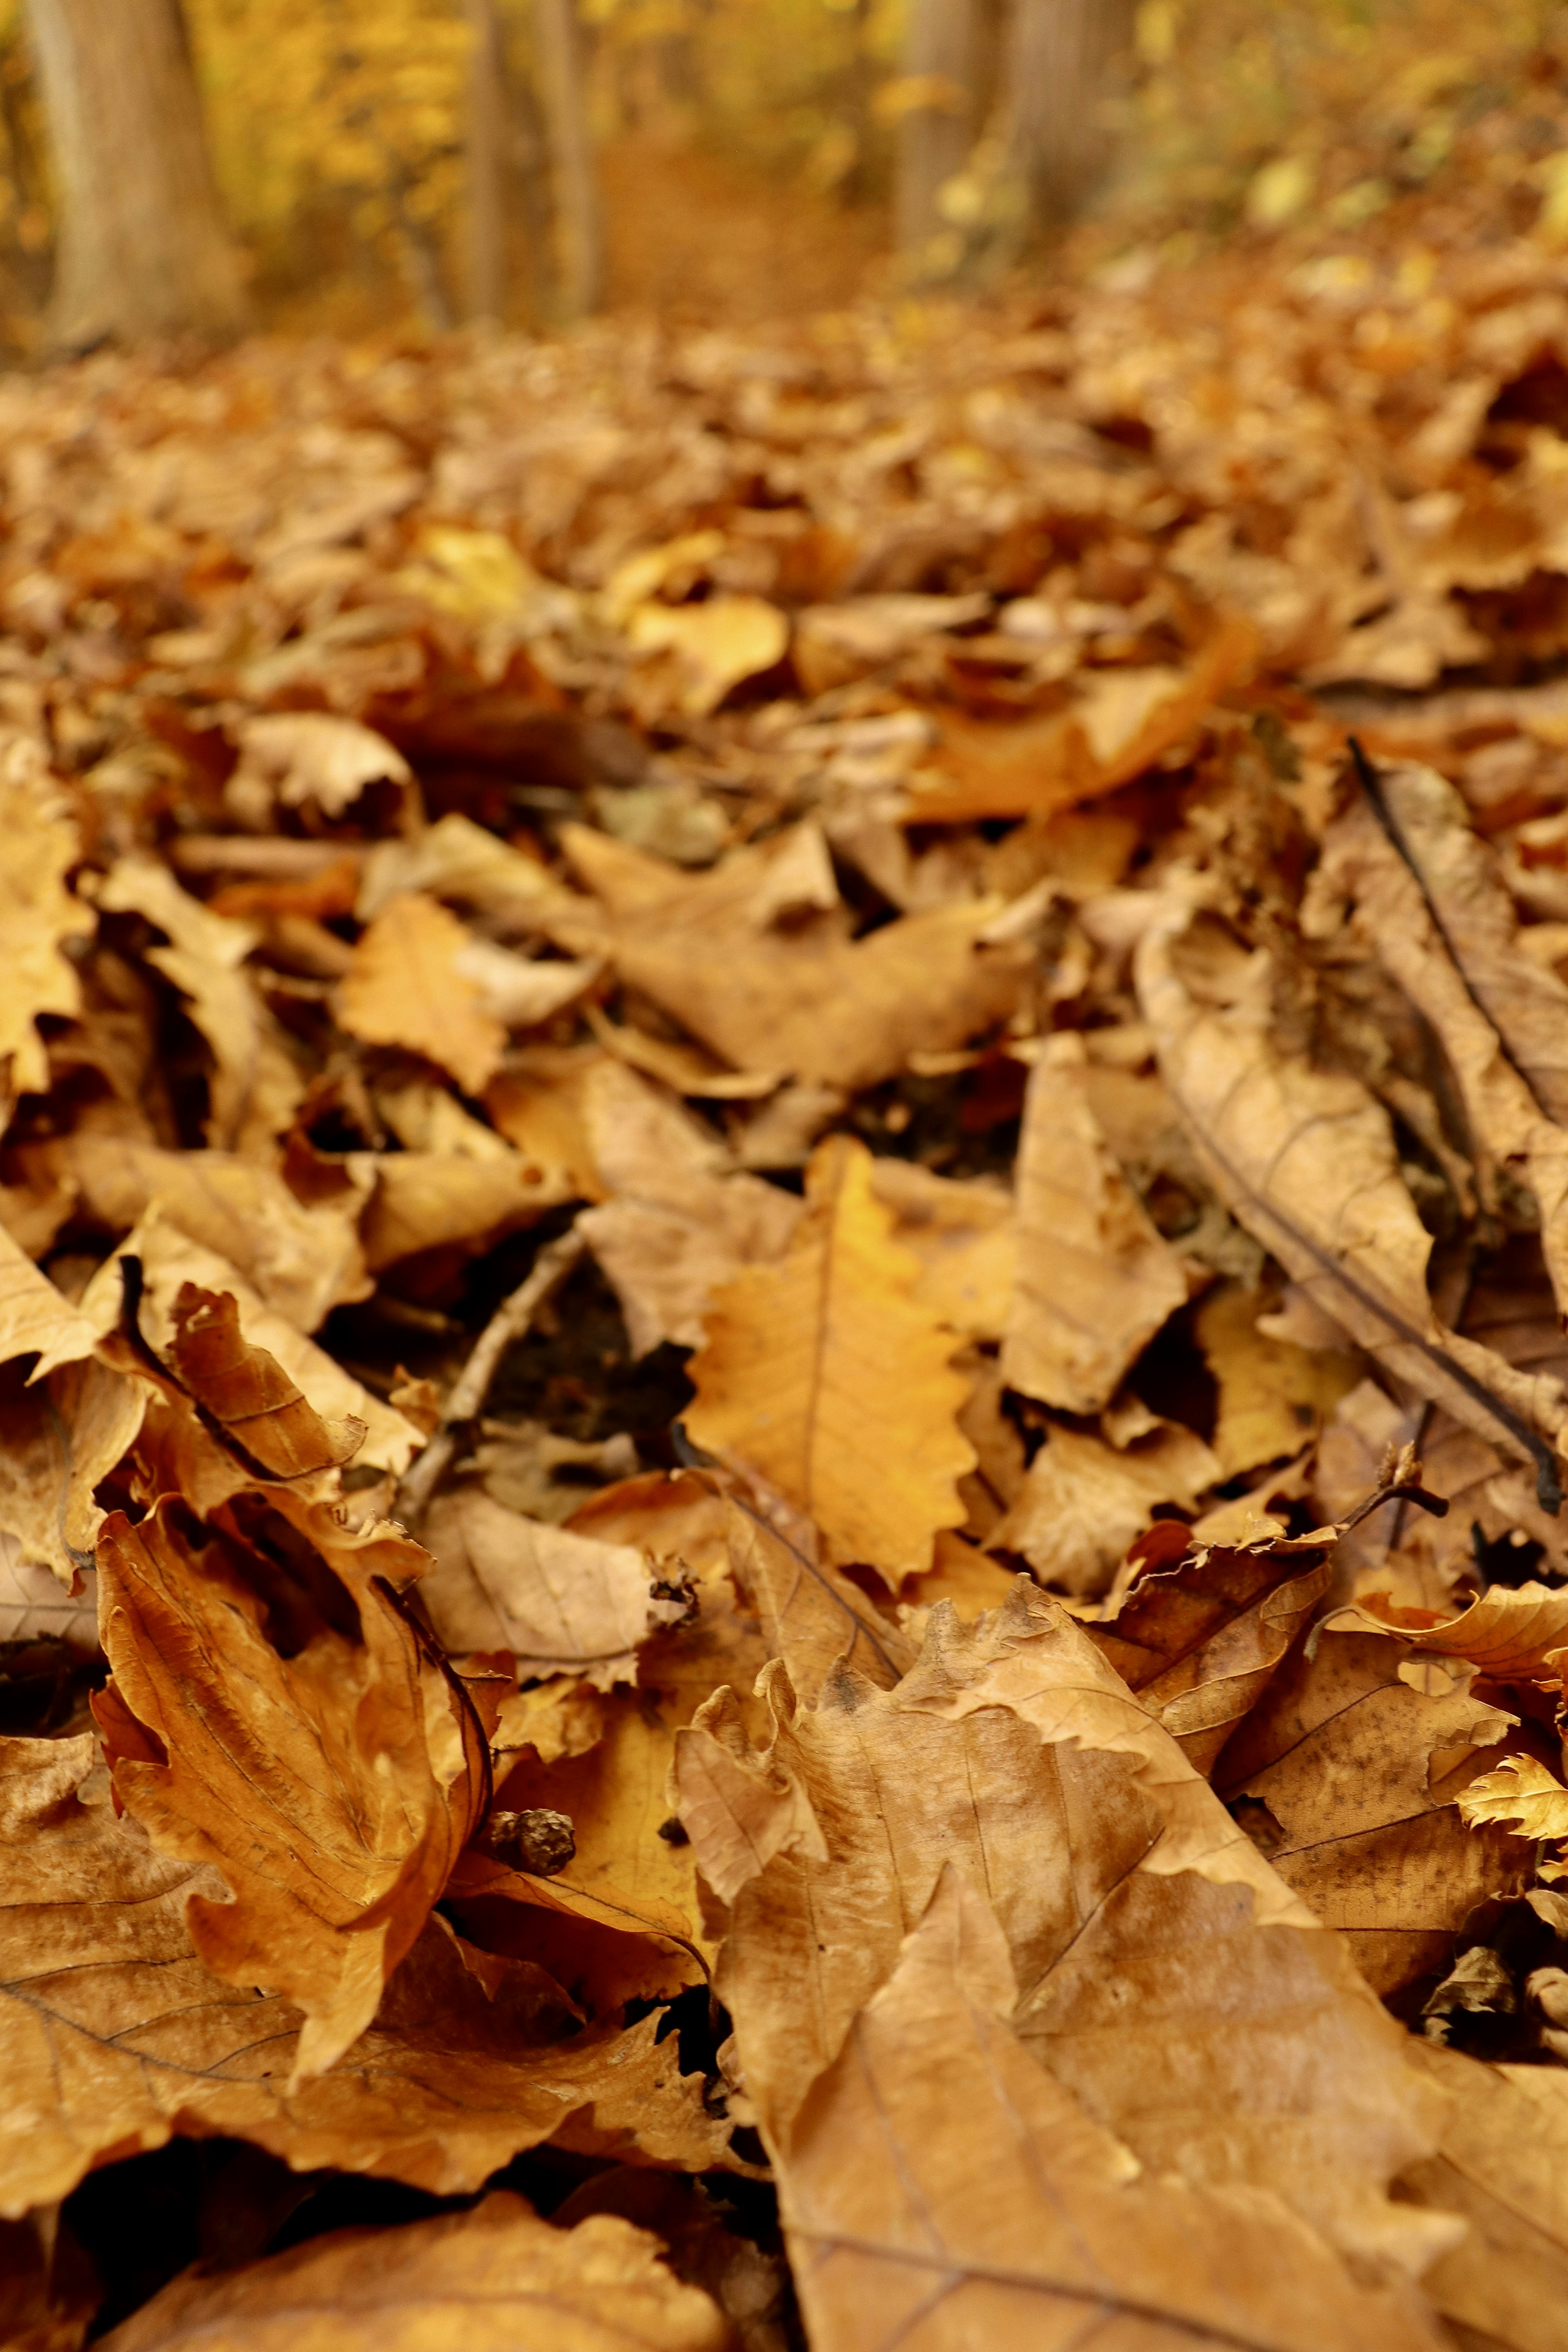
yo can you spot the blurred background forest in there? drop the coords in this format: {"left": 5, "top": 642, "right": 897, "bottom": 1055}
{"left": 7, "top": 0, "right": 1568, "bottom": 356}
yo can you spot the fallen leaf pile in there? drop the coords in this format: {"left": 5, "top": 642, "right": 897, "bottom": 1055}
{"left": 16, "top": 200, "right": 1568, "bottom": 2352}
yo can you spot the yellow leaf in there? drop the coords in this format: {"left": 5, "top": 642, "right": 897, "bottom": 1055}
{"left": 685, "top": 1134, "right": 975, "bottom": 1582}
{"left": 338, "top": 891, "right": 506, "bottom": 1098}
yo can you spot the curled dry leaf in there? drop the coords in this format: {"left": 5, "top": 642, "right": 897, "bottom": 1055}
{"left": 167, "top": 1284, "right": 366, "bottom": 1479}
{"left": 0, "top": 1219, "right": 101, "bottom": 1380}
{"left": 1136, "top": 891, "right": 1568, "bottom": 1507}
{"left": 780, "top": 1867, "right": 1443, "bottom": 2352}
{"left": 685, "top": 1134, "right": 974, "bottom": 1584}
{"left": 1328, "top": 1580, "right": 1568, "bottom": 1683}
{"left": 94, "top": 1490, "right": 487, "bottom": 2081}
{"left": 422, "top": 1489, "right": 686, "bottom": 1688}
{"left": 1457, "top": 1753, "right": 1568, "bottom": 1864}
{"left": 336, "top": 891, "right": 506, "bottom": 1097}
{"left": 98, "top": 2192, "right": 728, "bottom": 2352}
{"left": 1001, "top": 1040, "right": 1188, "bottom": 1412}
{"left": 677, "top": 1584, "right": 1454, "bottom": 2278}
{"left": 357, "top": 811, "right": 581, "bottom": 932}
{"left": 232, "top": 711, "right": 413, "bottom": 822}
{"left": 1215, "top": 1629, "right": 1538, "bottom": 1993}
{"left": 0, "top": 1735, "right": 731, "bottom": 2214}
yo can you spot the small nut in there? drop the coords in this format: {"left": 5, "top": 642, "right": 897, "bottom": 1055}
{"left": 486, "top": 1807, "right": 575, "bottom": 1877}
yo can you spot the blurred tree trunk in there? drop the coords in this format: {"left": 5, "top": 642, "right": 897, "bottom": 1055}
{"left": 895, "top": 0, "right": 979, "bottom": 260}
{"left": 1000, "top": 0, "right": 1134, "bottom": 223}
{"left": 466, "top": 0, "right": 508, "bottom": 322}
{"left": 532, "top": 0, "right": 602, "bottom": 321}
{"left": 25, "top": 0, "right": 245, "bottom": 349}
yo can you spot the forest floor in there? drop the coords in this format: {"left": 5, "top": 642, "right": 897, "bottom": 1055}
{"left": 10, "top": 97, "right": 1568, "bottom": 2352}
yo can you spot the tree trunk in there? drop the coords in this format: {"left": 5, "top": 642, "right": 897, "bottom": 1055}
{"left": 466, "top": 0, "right": 508, "bottom": 323}
{"left": 532, "top": 0, "right": 602, "bottom": 322}
{"left": 894, "top": 0, "right": 980, "bottom": 261}
{"left": 1000, "top": 0, "right": 1134, "bottom": 224}
{"left": 25, "top": 0, "right": 245, "bottom": 348}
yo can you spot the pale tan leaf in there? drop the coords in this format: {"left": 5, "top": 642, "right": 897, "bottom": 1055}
{"left": 100, "top": 2191, "right": 728, "bottom": 2352}
{"left": 866, "top": 1158, "right": 1015, "bottom": 1340}
{"left": 1456, "top": 1753, "right": 1568, "bottom": 1842}
{"left": 1330, "top": 1581, "right": 1568, "bottom": 1682}
{"left": 686, "top": 1135, "right": 974, "bottom": 1581}
{"left": 627, "top": 591, "right": 788, "bottom": 716}
{"left": 1002, "top": 1042, "right": 1188, "bottom": 1410}
{"left": 358, "top": 811, "right": 582, "bottom": 931}
{"left": 337, "top": 892, "right": 506, "bottom": 1096}
{"left": 358, "top": 1149, "right": 569, "bottom": 1271}
{"left": 779, "top": 1869, "right": 1443, "bottom": 2352}
{"left": 1196, "top": 1279, "right": 1364, "bottom": 1478}
{"left": 0, "top": 1535, "right": 96, "bottom": 1644}
{"left": 422, "top": 1490, "right": 683, "bottom": 1688}
{"left": 1136, "top": 891, "right": 1568, "bottom": 1503}
{"left": 96, "top": 1491, "right": 487, "bottom": 2081}
{"left": 722, "top": 1494, "right": 914, "bottom": 1707}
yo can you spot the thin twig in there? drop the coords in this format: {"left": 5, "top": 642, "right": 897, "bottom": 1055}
{"left": 394, "top": 1220, "right": 587, "bottom": 1527}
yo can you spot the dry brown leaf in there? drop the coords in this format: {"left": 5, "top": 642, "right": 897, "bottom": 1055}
{"left": 337, "top": 891, "right": 507, "bottom": 1096}
{"left": 720, "top": 1491, "right": 913, "bottom": 1706}
{"left": 0, "top": 737, "right": 92, "bottom": 1098}
{"left": 0, "top": 1534, "right": 97, "bottom": 1643}
{"left": 1456, "top": 1753, "right": 1568, "bottom": 1856}
{"left": 0, "top": 1355, "right": 145, "bottom": 1584}
{"left": 989, "top": 1415, "right": 1220, "bottom": 1597}
{"left": 1196, "top": 1280, "right": 1365, "bottom": 1478}
{"left": 1329, "top": 1580, "right": 1568, "bottom": 1682}
{"left": 685, "top": 1134, "right": 974, "bottom": 1582}
{"left": 1215, "top": 1628, "right": 1537, "bottom": 1993}
{"left": 1396, "top": 2040, "right": 1568, "bottom": 2352}
{"left": 678, "top": 1584, "right": 1454, "bottom": 2276}
{"left": 1136, "top": 891, "right": 1568, "bottom": 1504}
{"left": 359, "top": 812, "right": 583, "bottom": 933}
{"left": 95, "top": 856, "right": 303, "bottom": 1154}
{"left": 778, "top": 1868, "right": 1443, "bottom": 2352}
{"left": 1087, "top": 1526, "right": 1336, "bottom": 1775}
{"left": 79, "top": 1210, "right": 419, "bottom": 1480}
{"left": 910, "top": 617, "right": 1257, "bottom": 823}
{"left": 64, "top": 1134, "right": 372, "bottom": 1332}
{"left": 628, "top": 589, "right": 788, "bottom": 715}
{"left": 1002, "top": 1040, "right": 1188, "bottom": 1410}
{"left": 95, "top": 1490, "right": 486, "bottom": 2080}
{"left": 231, "top": 711, "right": 413, "bottom": 822}
{"left": 0, "top": 1736, "right": 732, "bottom": 2211}
{"left": 577, "top": 1060, "right": 800, "bottom": 1353}
{"left": 555, "top": 822, "right": 1025, "bottom": 1091}
{"left": 866, "top": 1158, "right": 1016, "bottom": 1340}
{"left": 422, "top": 1490, "right": 684, "bottom": 1688}
{"left": 358, "top": 1148, "right": 567, "bottom": 1271}
{"left": 0, "top": 1221, "right": 102, "bottom": 1381}
{"left": 167, "top": 1284, "right": 366, "bottom": 1479}
{"left": 99, "top": 2191, "right": 728, "bottom": 2352}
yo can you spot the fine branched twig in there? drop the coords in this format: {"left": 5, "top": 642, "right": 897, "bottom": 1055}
{"left": 394, "top": 1219, "right": 587, "bottom": 1527}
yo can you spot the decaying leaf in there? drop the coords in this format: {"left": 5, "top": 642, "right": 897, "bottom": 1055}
{"left": 990, "top": 1414, "right": 1219, "bottom": 1597}
{"left": 95, "top": 1492, "right": 487, "bottom": 2080}
{"left": 0, "top": 1353, "right": 144, "bottom": 1584}
{"left": 686, "top": 1135, "right": 975, "bottom": 1581}
{"left": 167, "top": 1285, "right": 366, "bottom": 1478}
{"left": 99, "top": 2192, "right": 728, "bottom": 2352}
{"left": 0, "top": 1220, "right": 102, "bottom": 1381}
